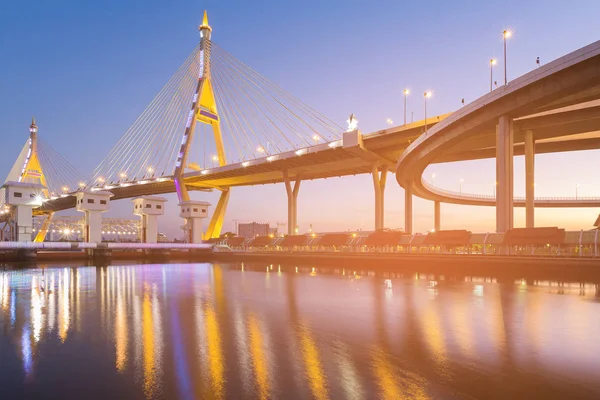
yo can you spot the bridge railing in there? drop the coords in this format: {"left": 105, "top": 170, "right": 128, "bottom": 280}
{"left": 223, "top": 243, "right": 598, "bottom": 258}
{"left": 421, "top": 179, "right": 600, "bottom": 202}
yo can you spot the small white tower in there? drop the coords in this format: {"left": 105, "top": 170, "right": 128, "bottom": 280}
{"left": 76, "top": 190, "right": 113, "bottom": 243}
{"left": 2, "top": 181, "right": 45, "bottom": 242}
{"left": 179, "top": 200, "right": 210, "bottom": 243}
{"left": 131, "top": 196, "right": 167, "bottom": 243}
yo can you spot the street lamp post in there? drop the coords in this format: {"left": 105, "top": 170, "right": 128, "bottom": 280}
{"left": 503, "top": 30, "right": 512, "bottom": 85}
{"left": 489, "top": 58, "right": 497, "bottom": 92}
{"left": 424, "top": 91, "right": 432, "bottom": 132}
{"left": 403, "top": 89, "right": 410, "bottom": 125}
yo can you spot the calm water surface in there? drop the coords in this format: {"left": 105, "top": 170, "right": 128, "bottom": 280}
{"left": 1, "top": 262, "right": 600, "bottom": 399}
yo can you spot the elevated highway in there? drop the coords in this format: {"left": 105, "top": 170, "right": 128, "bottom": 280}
{"left": 396, "top": 40, "right": 600, "bottom": 232}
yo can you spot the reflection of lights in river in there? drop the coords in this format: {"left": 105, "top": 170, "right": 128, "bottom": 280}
{"left": 334, "top": 341, "right": 363, "bottom": 400}
{"left": 1, "top": 273, "right": 9, "bottom": 310}
{"left": 142, "top": 283, "right": 156, "bottom": 397}
{"left": 299, "top": 324, "right": 328, "bottom": 400}
{"left": 115, "top": 270, "right": 128, "bottom": 372}
{"left": 31, "top": 276, "right": 44, "bottom": 343}
{"left": 10, "top": 290, "right": 16, "bottom": 326}
{"left": 206, "top": 305, "right": 225, "bottom": 398}
{"left": 22, "top": 328, "right": 32, "bottom": 376}
{"left": 59, "top": 268, "right": 70, "bottom": 342}
{"left": 48, "top": 272, "right": 56, "bottom": 331}
{"left": 248, "top": 312, "right": 270, "bottom": 399}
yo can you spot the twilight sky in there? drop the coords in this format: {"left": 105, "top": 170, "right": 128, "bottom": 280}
{"left": 1, "top": 0, "right": 599, "bottom": 238}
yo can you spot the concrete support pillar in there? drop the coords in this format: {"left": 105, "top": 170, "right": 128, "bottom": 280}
{"left": 83, "top": 211, "right": 102, "bottom": 243}
{"left": 405, "top": 185, "right": 413, "bottom": 235}
{"left": 2, "top": 182, "right": 46, "bottom": 242}
{"left": 284, "top": 171, "right": 301, "bottom": 235}
{"left": 179, "top": 200, "right": 211, "bottom": 243}
{"left": 372, "top": 164, "right": 388, "bottom": 230}
{"left": 496, "top": 115, "right": 514, "bottom": 233}
{"left": 132, "top": 196, "right": 167, "bottom": 243}
{"left": 434, "top": 201, "right": 441, "bottom": 232}
{"left": 524, "top": 129, "right": 535, "bottom": 228}
{"left": 13, "top": 205, "right": 34, "bottom": 242}
{"left": 76, "top": 191, "right": 113, "bottom": 243}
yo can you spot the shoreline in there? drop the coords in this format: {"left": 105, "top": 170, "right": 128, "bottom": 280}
{"left": 2, "top": 250, "right": 600, "bottom": 282}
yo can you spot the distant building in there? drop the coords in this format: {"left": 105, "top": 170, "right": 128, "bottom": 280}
{"left": 239, "top": 222, "right": 270, "bottom": 238}
{"left": 268, "top": 227, "right": 278, "bottom": 237}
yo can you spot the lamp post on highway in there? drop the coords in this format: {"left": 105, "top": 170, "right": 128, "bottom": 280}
{"left": 489, "top": 58, "right": 497, "bottom": 92}
{"left": 459, "top": 178, "right": 464, "bottom": 195}
{"left": 424, "top": 91, "right": 432, "bottom": 132}
{"left": 403, "top": 89, "right": 410, "bottom": 125}
{"left": 503, "top": 29, "right": 512, "bottom": 85}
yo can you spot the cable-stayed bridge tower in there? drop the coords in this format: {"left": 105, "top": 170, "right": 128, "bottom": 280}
{"left": 1, "top": 119, "right": 87, "bottom": 241}
{"left": 174, "top": 11, "right": 229, "bottom": 240}
{"left": 88, "top": 10, "right": 343, "bottom": 241}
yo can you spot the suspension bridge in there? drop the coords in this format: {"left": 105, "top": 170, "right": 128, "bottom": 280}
{"left": 2, "top": 12, "right": 600, "bottom": 245}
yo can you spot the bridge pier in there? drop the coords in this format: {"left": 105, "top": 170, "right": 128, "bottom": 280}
{"left": 405, "top": 185, "right": 413, "bottom": 234}
{"left": 1, "top": 182, "right": 45, "bottom": 242}
{"left": 524, "top": 130, "right": 535, "bottom": 228}
{"left": 132, "top": 196, "right": 167, "bottom": 243}
{"left": 496, "top": 115, "right": 514, "bottom": 233}
{"left": 76, "top": 191, "right": 113, "bottom": 242}
{"left": 434, "top": 201, "right": 441, "bottom": 232}
{"left": 179, "top": 200, "right": 210, "bottom": 243}
{"left": 372, "top": 164, "right": 388, "bottom": 230}
{"left": 284, "top": 171, "right": 301, "bottom": 235}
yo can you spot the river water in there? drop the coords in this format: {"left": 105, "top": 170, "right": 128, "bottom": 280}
{"left": 1, "top": 262, "right": 599, "bottom": 399}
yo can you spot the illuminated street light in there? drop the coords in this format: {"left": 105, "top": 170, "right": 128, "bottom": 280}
{"left": 257, "top": 146, "right": 265, "bottom": 153}
{"left": 403, "top": 88, "right": 410, "bottom": 126}
{"left": 119, "top": 172, "right": 127, "bottom": 180}
{"left": 312, "top": 134, "right": 320, "bottom": 143}
{"left": 503, "top": 29, "right": 512, "bottom": 85}
{"left": 386, "top": 118, "right": 393, "bottom": 125}
{"left": 346, "top": 113, "right": 358, "bottom": 132}
{"left": 489, "top": 58, "right": 497, "bottom": 92}
{"left": 424, "top": 91, "right": 432, "bottom": 132}
{"left": 147, "top": 167, "right": 154, "bottom": 174}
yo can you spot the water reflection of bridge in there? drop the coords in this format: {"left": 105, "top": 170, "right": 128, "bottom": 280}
{"left": 1, "top": 264, "right": 600, "bottom": 398}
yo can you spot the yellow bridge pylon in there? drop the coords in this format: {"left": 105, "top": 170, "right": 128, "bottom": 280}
{"left": 174, "top": 11, "right": 229, "bottom": 240}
